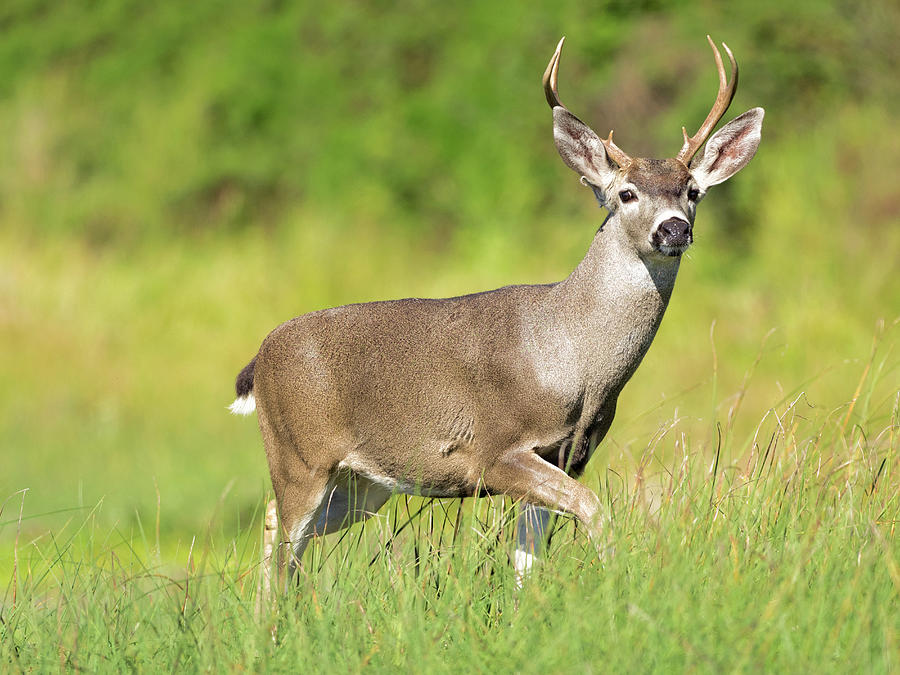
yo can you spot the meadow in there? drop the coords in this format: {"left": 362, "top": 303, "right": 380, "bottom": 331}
{"left": 1, "top": 0, "right": 898, "bottom": 670}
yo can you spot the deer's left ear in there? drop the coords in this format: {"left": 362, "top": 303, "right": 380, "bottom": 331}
{"left": 691, "top": 107, "right": 764, "bottom": 188}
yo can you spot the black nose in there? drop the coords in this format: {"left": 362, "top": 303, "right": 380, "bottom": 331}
{"left": 654, "top": 217, "right": 692, "bottom": 252}
{"left": 658, "top": 217, "right": 691, "bottom": 240}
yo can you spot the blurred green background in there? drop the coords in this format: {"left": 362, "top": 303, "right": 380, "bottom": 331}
{"left": 1, "top": 0, "right": 898, "bottom": 555}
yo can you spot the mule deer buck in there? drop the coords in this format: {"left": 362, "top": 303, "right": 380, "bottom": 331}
{"left": 232, "top": 36, "right": 763, "bottom": 591}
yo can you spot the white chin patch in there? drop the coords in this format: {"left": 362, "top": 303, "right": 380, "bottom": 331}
{"left": 658, "top": 244, "right": 687, "bottom": 257}
{"left": 228, "top": 394, "right": 256, "bottom": 415}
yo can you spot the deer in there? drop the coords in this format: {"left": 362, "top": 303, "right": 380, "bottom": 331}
{"left": 231, "top": 36, "right": 764, "bottom": 593}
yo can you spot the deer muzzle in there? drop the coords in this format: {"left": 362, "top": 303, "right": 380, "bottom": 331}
{"left": 652, "top": 217, "right": 693, "bottom": 256}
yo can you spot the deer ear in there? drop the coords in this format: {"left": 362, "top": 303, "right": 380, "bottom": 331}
{"left": 691, "top": 107, "right": 764, "bottom": 188}
{"left": 552, "top": 107, "right": 619, "bottom": 198}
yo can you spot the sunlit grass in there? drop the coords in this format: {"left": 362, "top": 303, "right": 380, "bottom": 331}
{"left": 3, "top": 353, "right": 897, "bottom": 670}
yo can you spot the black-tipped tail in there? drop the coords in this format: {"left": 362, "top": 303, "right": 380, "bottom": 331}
{"left": 235, "top": 356, "right": 257, "bottom": 397}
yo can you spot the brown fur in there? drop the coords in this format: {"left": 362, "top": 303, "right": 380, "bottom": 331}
{"left": 625, "top": 159, "right": 692, "bottom": 198}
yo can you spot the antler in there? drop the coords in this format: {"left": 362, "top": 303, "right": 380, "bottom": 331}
{"left": 543, "top": 37, "right": 632, "bottom": 169}
{"left": 542, "top": 37, "right": 565, "bottom": 109}
{"left": 676, "top": 36, "right": 739, "bottom": 165}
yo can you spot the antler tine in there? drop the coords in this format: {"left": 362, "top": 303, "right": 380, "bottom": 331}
{"left": 601, "top": 131, "right": 632, "bottom": 170}
{"left": 542, "top": 37, "right": 565, "bottom": 108}
{"left": 676, "top": 35, "right": 739, "bottom": 165}
{"left": 543, "top": 37, "right": 632, "bottom": 169}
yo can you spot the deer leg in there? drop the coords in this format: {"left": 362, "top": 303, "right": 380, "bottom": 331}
{"left": 313, "top": 474, "right": 392, "bottom": 535}
{"left": 514, "top": 503, "right": 552, "bottom": 584}
{"left": 257, "top": 499, "right": 279, "bottom": 615}
{"left": 483, "top": 451, "right": 607, "bottom": 549}
{"left": 273, "top": 468, "right": 334, "bottom": 591}
{"left": 257, "top": 405, "right": 337, "bottom": 591}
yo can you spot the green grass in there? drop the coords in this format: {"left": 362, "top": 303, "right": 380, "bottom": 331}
{"left": 3, "top": 354, "right": 897, "bottom": 671}
{"left": 1, "top": 0, "right": 898, "bottom": 541}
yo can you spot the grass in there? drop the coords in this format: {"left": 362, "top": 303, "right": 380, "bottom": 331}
{"left": 3, "top": 337, "right": 897, "bottom": 671}
{"left": 1, "top": 0, "right": 898, "bottom": 547}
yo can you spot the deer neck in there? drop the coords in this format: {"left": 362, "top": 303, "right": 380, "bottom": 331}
{"left": 564, "top": 213, "right": 680, "bottom": 303}
{"left": 550, "top": 213, "right": 681, "bottom": 388}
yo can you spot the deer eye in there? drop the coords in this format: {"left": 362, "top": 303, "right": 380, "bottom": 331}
{"left": 619, "top": 189, "right": 636, "bottom": 203}
{"left": 687, "top": 187, "right": 700, "bottom": 201}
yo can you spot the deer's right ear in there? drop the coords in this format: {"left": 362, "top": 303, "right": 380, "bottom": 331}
{"left": 552, "top": 107, "right": 619, "bottom": 201}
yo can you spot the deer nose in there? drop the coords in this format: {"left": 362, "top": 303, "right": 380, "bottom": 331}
{"left": 652, "top": 217, "right": 692, "bottom": 255}
{"left": 658, "top": 217, "right": 691, "bottom": 240}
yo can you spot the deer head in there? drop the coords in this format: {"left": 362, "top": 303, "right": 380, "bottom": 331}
{"left": 545, "top": 36, "right": 764, "bottom": 259}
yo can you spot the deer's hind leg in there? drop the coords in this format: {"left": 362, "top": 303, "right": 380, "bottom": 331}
{"left": 257, "top": 407, "right": 336, "bottom": 595}
{"left": 258, "top": 498, "right": 278, "bottom": 615}
{"left": 275, "top": 468, "right": 334, "bottom": 585}
{"left": 314, "top": 472, "right": 392, "bottom": 535}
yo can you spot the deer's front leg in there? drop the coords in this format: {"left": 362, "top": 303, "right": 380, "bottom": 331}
{"left": 514, "top": 503, "right": 552, "bottom": 584}
{"left": 482, "top": 451, "right": 606, "bottom": 546}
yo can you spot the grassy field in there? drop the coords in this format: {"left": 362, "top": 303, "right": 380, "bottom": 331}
{"left": 2, "top": 0, "right": 899, "bottom": 671}
{"left": 3, "top": 358, "right": 898, "bottom": 670}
